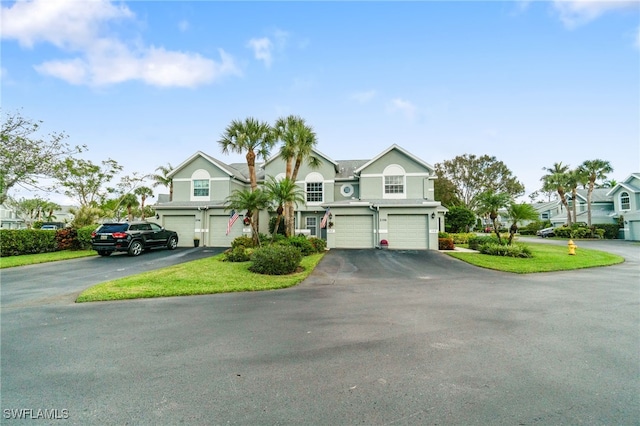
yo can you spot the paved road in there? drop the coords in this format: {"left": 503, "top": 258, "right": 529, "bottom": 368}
{"left": 1, "top": 247, "right": 225, "bottom": 310}
{"left": 1, "top": 242, "right": 638, "bottom": 424}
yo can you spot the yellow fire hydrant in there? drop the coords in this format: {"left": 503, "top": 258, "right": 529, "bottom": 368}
{"left": 568, "top": 239, "right": 577, "bottom": 255}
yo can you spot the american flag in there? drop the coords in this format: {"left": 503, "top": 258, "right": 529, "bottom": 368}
{"left": 226, "top": 209, "right": 239, "bottom": 235}
{"left": 320, "top": 208, "right": 330, "bottom": 229}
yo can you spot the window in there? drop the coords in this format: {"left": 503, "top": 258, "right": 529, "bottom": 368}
{"left": 620, "top": 192, "right": 630, "bottom": 210}
{"left": 307, "top": 182, "right": 323, "bottom": 202}
{"left": 306, "top": 217, "right": 317, "bottom": 236}
{"left": 385, "top": 176, "right": 404, "bottom": 194}
{"left": 193, "top": 179, "right": 209, "bottom": 197}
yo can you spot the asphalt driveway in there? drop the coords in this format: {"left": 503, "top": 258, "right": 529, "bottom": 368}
{"left": 1, "top": 242, "right": 638, "bottom": 424}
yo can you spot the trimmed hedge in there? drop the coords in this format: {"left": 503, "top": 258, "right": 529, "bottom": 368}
{"left": 468, "top": 235, "right": 500, "bottom": 251}
{"left": 0, "top": 229, "right": 58, "bottom": 257}
{"left": 438, "top": 238, "right": 454, "bottom": 250}
{"left": 595, "top": 224, "right": 620, "bottom": 239}
{"left": 223, "top": 246, "right": 252, "bottom": 262}
{"left": 479, "top": 242, "right": 533, "bottom": 258}
{"left": 249, "top": 245, "right": 303, "bottom": 275}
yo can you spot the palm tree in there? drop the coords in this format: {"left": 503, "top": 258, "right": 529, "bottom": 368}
{"left": 578, "top": 159, "right": 613, "bottom": 228}
{"left": 134, "top": 186, "right": 154, "bottom": 220}
{"left": 263, "top": 176, "right": 306, "bottom": 239}
{"left": 476, "top": 189, "right": 511, "bottom": 244}
{"left": 41, "top": 201, "right": 60, "bottom": 222}
{"left": 273, "top": 115, "right": 319, "bottom": 236}
{"left": 120, "top": 193, "right": 139, "bottom": 222}
{"left": 541, "top": 162, "right": 572, "bottom": 226}
{"left": 224, "top": 188, "right": 270, "bottom": 246}
{"left": 566, "top": 168, "right": 588, "bottom": 224}
{"left": 153, "top": 163, "right": 174, "bottom": 201}
{"left": 219, "top": 118, "right": 274, "bottom": 192}
{"left": 505, "top": 202, "right": 539, "bottom": 245}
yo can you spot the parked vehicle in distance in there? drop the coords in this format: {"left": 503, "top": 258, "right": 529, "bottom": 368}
{"left": 91, "top": 221, "right": 179, "bottom": 256}
{"left": 40, "top": 224, "right": 59, "bottom": 230}
{"left": 537, "top": 227, "right": 556, "bottom": 238}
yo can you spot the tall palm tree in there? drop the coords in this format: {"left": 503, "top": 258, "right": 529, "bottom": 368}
{"left": 476, "top": 189, "right": 511, "bottom": 244}
{"left": 273, "top": 115, "right": 320, "bottom": 236}
{"left": 263, "top": 176, "right": 306, "bottom": 239}
{"left": 153, "top": 163, "right": 173, "bottom": 201}
{"left": 219, "top": 118, "right": 274, "bottom": 192}
{"left": 224, "top": 188, "right": 270, "bottom": 246}
{"left": 578, "top": 159, "right": 613, "bottom": 228}
{"left": 505, "top": 202, "right": 539, "bottom": 245}
{"left": 566, "top": 168, "right": 588, "bottom": 224}
{"left": 134, "top": 186, "right": 154, "bottom": 220}
{"left": 541, "top": 162, "right": 572, "bottom": 226}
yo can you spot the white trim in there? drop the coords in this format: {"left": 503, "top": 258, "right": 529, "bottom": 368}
{"left": 340, "top": 184, "right": 354, "bottom": 197}
{"left": 360, "top": 172, "right": 431, "bottom": 178}
{"left": 174, "top": 177, "right": 230, "bottom": 182}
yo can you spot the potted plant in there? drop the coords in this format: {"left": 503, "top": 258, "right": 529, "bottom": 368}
{"left": 193, "top": 237, "right": 200, "bottom": 247}
{"left": 380, "top": 239, "right": 389, "bottom": 249}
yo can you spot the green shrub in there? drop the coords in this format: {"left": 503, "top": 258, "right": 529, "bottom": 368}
{"left": 56, "top": 228, "right": 81, "bottom": 250}
{"left": 0, "top": 229, "right": 58, "bottom": 257}
{"left": 468, "top": 235, "right": 499, "bottom": 251}
{"left": 287, "top": 235, "right": 315, "bottom": 256}
{"left": 249, "top": 245, "right": 303, "bottom": 275}
{"left": 554, "top": 226, "right": 572, "bottom": 238}
{"left": 438, "top": 238, "right": 454, "bottom": 250}
{"left": 223, "top": 246, "right": 251, "bottom": 262}
{"left": 308, "top": 237, "right": 326, "bottom": 253}
{"left": 231, "top": 235, "right": 254, "bottom": 249}
{"left": 438, "top": 232, "right": 450, "bottom": 238}
{"left": 595, "top": 223, "right": 619, "bottom": 239}
{"left": 77, "top": 225, "right": 97, "bottom": 250}
{"left": 268, "top": 216, "right": 286, "bottom": 236}
{"left": 479, "top": 242, "right": 533, "bottom": 258}
{"left": 450, "top": 232, "right": 475, "bottom": 244}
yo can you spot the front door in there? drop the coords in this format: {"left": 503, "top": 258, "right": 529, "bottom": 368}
{"left": 306, "top": 217, "right": 318, "bottom": 237}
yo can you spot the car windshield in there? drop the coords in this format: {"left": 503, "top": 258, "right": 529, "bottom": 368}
{"left": 98, "top": 224, "right": 129, "bottom": 233}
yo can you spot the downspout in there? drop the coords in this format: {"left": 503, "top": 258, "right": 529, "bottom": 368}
{"left": 369, "top": 204, "right": 380, "bottom": 249}
{"left": 202, "top": 206, "right": 209, "bottom": 246}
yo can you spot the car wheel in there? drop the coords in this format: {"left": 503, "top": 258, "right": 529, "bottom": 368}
{"left": 128, "top": 240, "right": 144, "bottom": 256}
{"left": 98, "top": 251, "right": 112, "bottom": 256}
{"left": 167, "top": 236, "right": 178, "bottom": 250}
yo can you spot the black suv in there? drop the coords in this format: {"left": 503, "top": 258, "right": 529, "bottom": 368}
{"left": 91, "top": 221, "right": 179, "bottom": 256}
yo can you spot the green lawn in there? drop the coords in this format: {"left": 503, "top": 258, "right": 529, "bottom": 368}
{"left": 0, "top": 250, "right": 97, "bottom": 268}
{"left": 76, "top": 253, "right": 325, "bottom": 302}
{"left": 447, "top": 243, "right": 624, "bottom": 273}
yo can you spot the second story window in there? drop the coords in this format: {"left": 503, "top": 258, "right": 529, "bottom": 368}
{"left": 385, "top": 176, "right": 404, "bottom": 194}
{"left": 307, "top": 182, "right": 323, "bottom": 202}
{"left": 621, "top": 192, "right": 630, "bottom": 210}
{"left": 193, "top": 179, "right": 209, "bottom": 197}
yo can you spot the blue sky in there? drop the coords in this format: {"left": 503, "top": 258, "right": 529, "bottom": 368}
{"left": 2, "top": 0, "right": 639, "bottom": 205}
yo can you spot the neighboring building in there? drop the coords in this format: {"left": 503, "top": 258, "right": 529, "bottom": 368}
{"left": 0, "top": 204, "right": 25, "bottom": 229}
{"left": 155, "top": 144, "right": 447, "bottom": 250}
{"left": 607, "top": 173, "right": 640, "bottom": 241}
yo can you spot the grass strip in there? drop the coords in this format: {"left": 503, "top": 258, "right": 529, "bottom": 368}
{"left": 76, "top": 253, "right": 325, "bottom": 302}
{"left": 447, "top": 243, "right": 624, "bottom": 273}
{"left": 1, "top": 250, "right": 96, "bottom": 268}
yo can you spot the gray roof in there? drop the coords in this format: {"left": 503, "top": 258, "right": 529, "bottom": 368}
{"left": 334, "top": 160, "right": 369, "bottom": 179}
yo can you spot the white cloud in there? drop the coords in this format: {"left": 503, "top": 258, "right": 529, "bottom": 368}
{"left": 388, "top": 98, "right": 417, "bottom": 120}
{"left": 350, "top": 90, "right": 377, "bottom": 103}
{"left": 552, "top": 0, "right": 638, "bottom": 28}
{"left": 247, "top": 37, "right": 274, "bottom": 68}
{"left": 1, "top": 0, "right": 239, "bottom": 88}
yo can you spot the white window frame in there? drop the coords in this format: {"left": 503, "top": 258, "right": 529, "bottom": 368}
{"left": 191, "top": 169, "right": 211, "bottom": 201}
{"left": 306, "top": 217, "right": 317, "bottom": 236}
{"left": 620, "top": 192, "right": 630, "bottom": 210}
{"left": 383, "top": 164, "right": 406, "bottom": 199}
{"left": 305, "top": 172, "right": 324, "bottom": 205}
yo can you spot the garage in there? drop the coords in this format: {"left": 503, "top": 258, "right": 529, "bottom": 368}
{"left": 163, "top": 215, "right": 196, "bottom": 248}
{"left": 209, "top": 215, "right": 244, "bottom": 247}
{"left": 334, "top": 215, "right": 374, "bottom": 248}
{"left": 387, "top": 214, "right": 429, "bottom": 250}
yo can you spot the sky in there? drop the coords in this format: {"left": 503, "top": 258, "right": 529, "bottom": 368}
{"left": 2, "top": 0, "right": 639, "bottom": 206}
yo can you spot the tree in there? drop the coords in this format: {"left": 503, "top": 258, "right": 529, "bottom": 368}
{"left": 578, "top": 159, "right": 613, "bottom": 228}
{"left": 153, "top": 163, "right": 174, "bottom": 201}
{"left": 566, "top": 168, "right": 587, "bottom": 224}
{"left": 476, "top": 189, "right": 511, "bottom": 244}
{"left": 224, "top": 188, "right": 270, "bottom": 246}
{"left": 0, "top": 109, "right": 86, "bottom": 204}
{"left": 53, "top": 157, "right": 122, "bottom": 207}
{"left": 219, "top": 118, "right": 274, "bottom": 191}
{"left": 69, "top": 205, "right": 102, "bottom": 228}
{"left": 5, "top": 196, "right": 50, "bottom": 228}
{"left": 434, "top": 176, "right": 462, "bottom": 208}
{"left": 444, "top": 205, "right": 476, "bottom": 233}
{"left": 119, "top": 193, "right": 139, "bottom": 222}
{"left": 505, "top": 202, "right": 539, "bottom": 245}
{"left": 541, "top": 162, "right": 572, "bottom": 226}
{"left": 134, "top": 186, "right": 154, "bottom": 220}
{"left": 263, "top": 176, "right": 305, "bottom": 239}
{"left": 273, "top": 115, "right": 320, "bottom": 236}
{"left": 434, "top": 154, "right": 524, "bottom": 211}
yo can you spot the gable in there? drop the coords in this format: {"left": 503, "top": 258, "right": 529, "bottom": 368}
{"left": 356, "top": 145, "right": 434, "bottom": 176}
{"left": 169, "top": 151, "right": 248, "bottom": 182}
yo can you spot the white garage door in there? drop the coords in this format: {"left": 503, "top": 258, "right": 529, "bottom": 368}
{"left": 163, "top": 216, "right": 196, "bottom": 248}
{"left": 388, "top": 214, "right": 428, "bottom": 250}
{"left": 209, "top": 215, "right": 244, "bottom": 247}
{"left": 335, "top": 215, "right": 374, "bottom": 248}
